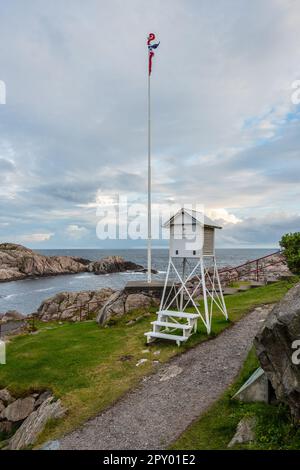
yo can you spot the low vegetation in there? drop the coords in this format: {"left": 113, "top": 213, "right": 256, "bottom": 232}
{"left": 0, "top": 277, "right": 298, "bottom": 446}
{"left": 280, "top": 232, "right": 300, "bottom": 274}
{"left": 171, "top": 348, "right": 300, "bottom": 450}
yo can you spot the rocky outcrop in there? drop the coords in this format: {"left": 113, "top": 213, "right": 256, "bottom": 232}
{"left": 0, "top": 389, "right": 13, "bottom": 405}
{"left": 0, "top": 243, "right": 150, "bottom": 282}
{"left": 8, "top": 397, "right": 65, "bottom": 450}
{"left": 0, "top": 388, "right": 66, "bottom": 450}
{"left": 0, "top": 243, "right": 88, "bottom": 282}
{"left": 37, "top": 288, "right": 114, "bottom": 322}
{"left": 88, "top": 256, "right": 154, "bottom": 275}
{"left": 228, "top": 417, "right": 256, "bottom": 448}
{"left": 97, "top": 289, "right": 160, "bottom": 325}
{"left": 254, "top": 282, "right": 300, "bottom": 422}
{"left": 0, "top": 397, "right": 35, "bottom": 422}
{"left": 0, "top": 310, "right": 26, "bottom": 322}
{"left": 218, "top": 253, "right": 291, "bottom": 286}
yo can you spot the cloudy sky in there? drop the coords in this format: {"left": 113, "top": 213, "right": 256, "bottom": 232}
{"left": 0, "top": 0, "right": 300, "bottom": 249}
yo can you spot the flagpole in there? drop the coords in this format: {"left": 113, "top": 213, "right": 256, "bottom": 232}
{"left": 147, "top": 66, "right": 152, "bottom": 283}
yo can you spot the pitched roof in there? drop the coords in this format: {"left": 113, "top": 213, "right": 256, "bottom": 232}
{"left": 163, "top": 208, "right": 222, "bottom": 229}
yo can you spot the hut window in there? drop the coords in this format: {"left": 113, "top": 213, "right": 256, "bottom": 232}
{"left": 193, "top": 250, "right": 196, "bottom": 255}
{"left": 176, "top": 250, "right": 179, "bottom": 255}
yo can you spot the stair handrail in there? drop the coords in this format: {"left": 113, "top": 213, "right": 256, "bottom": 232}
{"left": 218, "top": 249, "right": 285, "bottom": 282}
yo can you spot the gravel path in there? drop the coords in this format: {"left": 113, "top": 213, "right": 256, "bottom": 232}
{"left": 59, "top": 306, "right": 272, "bottom": 450}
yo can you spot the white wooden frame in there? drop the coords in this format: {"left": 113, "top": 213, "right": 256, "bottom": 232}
{"left": 159, "top": 255, "right": 228, "bottom": 335}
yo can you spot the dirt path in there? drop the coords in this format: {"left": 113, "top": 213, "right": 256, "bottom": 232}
{"left": 59, "top": 306, "right": 272, "bottom": 450}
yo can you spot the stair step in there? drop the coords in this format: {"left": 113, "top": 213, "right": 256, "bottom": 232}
{"left": 223, "top": 288, "right": 239, "bottom": 295}
{"left": 249, "top": 281, "right": 265, "bottom": 288}
{"left": 144, "top": 331, "right": 189, "bottom": 342}
{"left": 279, "top": 273, "right": 294, "bottom": 280}
{"left": 151, "top": 320, "right": 192, "bottom": 330}
{"left": 237, "top": 285, "right": 251, "bottom": 291}
{"left": 158, "top": 310, "right": 200, "bottom": 320}
{"left": 266, "top": 277, "right": 278, "bottom": 284}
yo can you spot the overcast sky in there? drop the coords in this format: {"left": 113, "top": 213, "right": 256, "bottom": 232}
{"left": 0, "top": 0, "right": 299, "bottom": 249}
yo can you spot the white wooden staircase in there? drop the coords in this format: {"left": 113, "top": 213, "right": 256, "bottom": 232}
{"left": 144, "top": 310, "right": 200, "bottom": 346}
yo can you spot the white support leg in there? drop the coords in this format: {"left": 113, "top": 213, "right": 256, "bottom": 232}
{"left": 159, "top": 257, "right": 172, "bottom": 311}
{"left": 214, "top": 257, "right": 228, "bottom": 320}
{"left": 200, "top": 257, "right": 211, "bottom": 334}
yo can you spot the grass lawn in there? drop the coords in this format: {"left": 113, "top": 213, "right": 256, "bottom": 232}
{"left": 171, "top": 347, "right": 300, "bottom": 450}
{"left": 0, "top": 276, "right": 298, "bottom": 446}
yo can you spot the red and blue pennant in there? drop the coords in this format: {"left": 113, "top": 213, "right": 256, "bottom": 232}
{"left": 147, "top": 33, "right": 160, "bottom": 76}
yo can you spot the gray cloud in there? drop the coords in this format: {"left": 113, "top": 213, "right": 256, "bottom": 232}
{"left": 0, "top": 0, "right": 299, "bottom": 247}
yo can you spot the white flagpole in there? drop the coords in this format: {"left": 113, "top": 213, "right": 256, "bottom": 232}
{"left": 147, "top": 67, "right": 152, "bottom": 283}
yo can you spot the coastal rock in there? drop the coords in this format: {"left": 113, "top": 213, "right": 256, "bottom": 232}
{"left": 37, "top": 288, "right": 114, "bottom": 322}
{"left": 0, "top": 243, "right": 88, "bottom": 282}
{"left": 34, "top": 391, "right": 53, "bottom": 408}
{"left": 97, "top": 289, "right": 160, "bottom": 325}
{"left": 96, "top": 291, "right": 126, "bottom": 325}
{"left": 254, "top": 282, "right": 300, "bottom": 421}
{"left": 0, "top": 389, "right": 14, "bottom": 405}
{"left": 0, "top": 396, "right": 35, "bottom": 422}
{"left": 125, "top": 294, "right": 152, "bottom": 311}
{"left": 228, "top": 417, "right": 256, "bottom": 448}
{"left": 0, "top": 421, "right": 13, "bottom": 435}
{"left": 188, "top": 252, "right": 291, "bottom": 290}
{"left": 0, "top": 244, "right": 151, "bottom": 282}
{"left": 8, "top": 397, "right": 66, "bottom": 450}
{"left": 88, "top": 256, "right": 155, "bottom": 275}
{"left": 0, "top": 310, "right": 25, "bottom": 322}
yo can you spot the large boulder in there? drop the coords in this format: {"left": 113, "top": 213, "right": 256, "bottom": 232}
{"left": 37, "top": 288, "right": 114, "bottom": 322}
{"left": 0, "top": 310, "right": 25, "bottom": 322}
{"left": 228, "top": 417, "right": 256, "bottom": 448}
{"left": 0, "top": 396, "right": 35, "bottom": 422}
{"left": 88, "top": 256, "right": 154, "bottom": 275}
{"left": 0, "top": 389, "right": 14, "bottom": 405}
{"left": 254, "top": 282, "right": 300, "bottom": 421}
{"left": 8, "top": 397, "right": 66, "bottom": 450}
{"left": 97, "top": 289, "right": 160, "bottom": 325}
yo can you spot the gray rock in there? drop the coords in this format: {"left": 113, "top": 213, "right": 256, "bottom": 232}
{"left": 0, "top": 396, "right": 35, "bottom": 422}
{"left": 8, "top": 397, "right": 66, "bottom": 450}
{"left": 97, "top": 289, "right": 159, "bottom": 325}
{"left": 37, "top": 288, "right": 114, "bottom": 322}
{"left": 0, "top": 243, "right": 88, "bottom": 282}
{"left": 89, "top": 256, "right": 148, "bottom": 275}
{"left": 97, "top": 290, "right": 126, "bottom": 325}
{"left": 1, "top": 310, "right": 25, "bottom": 322}
{"left": 35, "top": 390, "right": 53, "bottom": 408}
{"left": 125, "top": 294, "right": 152, "bottom": 312}
{"left": 0, "top": 389, "right": 14, "bottom": 405}
{"left": 0, "top": 420, "right": 13, "bottom": 435}
{"left": 0, "top": 401, "right": 5, "bottom": 413}
{"left": 254, "top": 282, "right": 300, "bottom": 421}
{"left": 233, "top": 367, "right": 270, "bottom": 403}
{"left": 228, "top": 417, "right": 256, "bottom": 448}
{"left": 41, "top": 439, "right": 60, "bottom": 450}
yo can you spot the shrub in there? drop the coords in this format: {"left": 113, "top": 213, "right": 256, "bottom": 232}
{"left": 280, "top": 232, "right": 300, "bottom": 274}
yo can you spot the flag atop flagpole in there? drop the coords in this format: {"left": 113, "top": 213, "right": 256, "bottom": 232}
{"left": 146, "top": 33, "right": 160, "bottom": 283}
{"left": 147, "top": 33, "right": 160, "bottom": 76}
